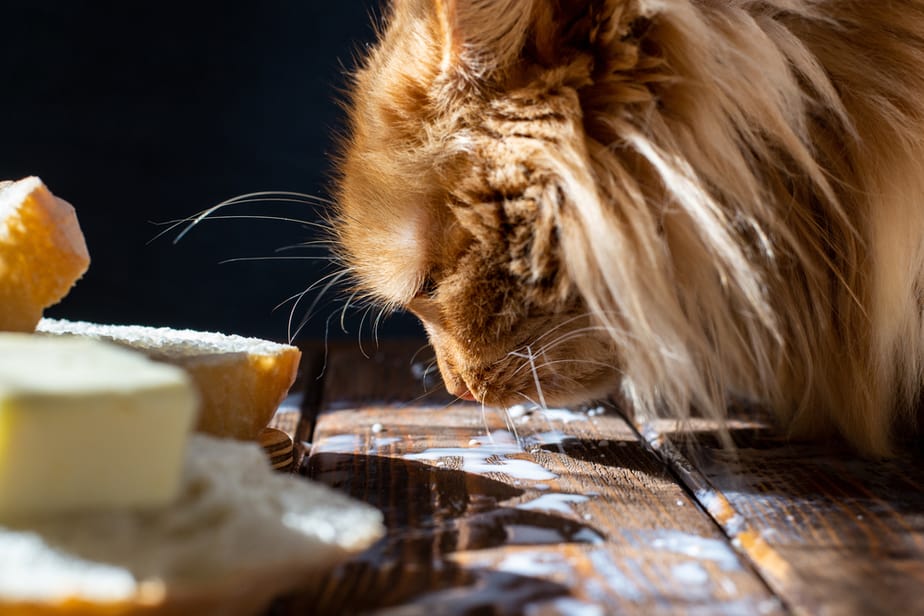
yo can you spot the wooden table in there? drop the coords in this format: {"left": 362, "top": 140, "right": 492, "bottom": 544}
{"left": 267, "top": 341, "right": 924, "bottom": 615}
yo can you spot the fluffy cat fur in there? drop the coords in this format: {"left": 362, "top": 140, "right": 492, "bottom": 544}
{"left": 333, "top": 0, "right": 924, "bottom": 456}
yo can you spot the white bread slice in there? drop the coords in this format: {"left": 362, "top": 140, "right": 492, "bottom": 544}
{"left": 0, "top": 177, "right": 90, "bottom": 332}
{"left": 0, "top": 434, "right": 384, "bottom": 616}
{"left": 37, "top": 319, "right": 301, "bottom": 441}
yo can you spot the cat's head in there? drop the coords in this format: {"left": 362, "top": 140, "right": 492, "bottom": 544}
{"left": 332, "top": 0, "right": 657, "bottom": 406}
{"left": 333, "top": 0, "right": 786, "bottom": 413}
{"left": 331, "top": 0, "right": 888, "bottom": 453}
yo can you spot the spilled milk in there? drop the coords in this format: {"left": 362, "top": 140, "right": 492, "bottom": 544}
{"left": 405, "top": 430, "right": 557, "bottom": 481}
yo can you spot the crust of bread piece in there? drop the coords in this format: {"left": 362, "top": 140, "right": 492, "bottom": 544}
{"left": 0, "top": 177, "right": 90, "bottom": 332}
{"left": 36, "top": 319, "right": 301, "bottom": 440}
{"left": 174, "top": 347, "right": 301, "bottom": 440}
{"left": 0, "top": 435, "right": 385, "bottom": 616}
{"left": 0, "top": 563, "right": 335, "bottom": 616}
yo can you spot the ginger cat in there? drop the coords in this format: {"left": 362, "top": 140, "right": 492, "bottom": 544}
{"left": 333, "top": 0, "right": 924, "bottom": 456}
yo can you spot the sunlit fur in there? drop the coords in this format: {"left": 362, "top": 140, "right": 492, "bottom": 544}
{"left": 333, "top": 0, "right": 924, "bottom": 456}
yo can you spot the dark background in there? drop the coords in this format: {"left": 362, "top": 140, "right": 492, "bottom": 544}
{"left": 0, "top": 1, "right": 422, "bottom": 342}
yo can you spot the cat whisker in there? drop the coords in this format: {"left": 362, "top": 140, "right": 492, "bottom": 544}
{"left": 515, "top": 391, "right": 543, "bottom": 409}
{"left": 275, "top": 239, "right": 335, "bottom": 252}
{"left": 513, "top": 392, "right": 565, "bottom": 455}
{"left": 148, "top": 191, "right": 334, "bottom": 245}
{"left": 420, "top": 360, "right": 439, "bottom": 393}
{"left": 356, "top": 304, "right": 373, "bottom": 359}
{"left": 528, "top": 309, "right": 694, "bottom": 365}
{"left": 409, "top": 343, "right": 434, "bottom": 366}
{"left": 506, "top": 330, "right": 604, "bottom": 378}
{"left": 286, "top": 268, "right": 352, "bottom": 342}
{"left": 275, "top": 268, "right": 350, "bottom": 311}
{"left": 530, "top": 325, "right": 620, "bottom": 359}
{"left": 372, "top": 306, "right": 388, "bottom": 346}
{"left": 481, "top": 399, "right": 491, "bottom": 441}
{"left": 361, "top": 303, "right": 386, "bottom": 353}
{"left": 533, "top": 358, "right": 617, "bottom": 372}
{"left": 402, "top": 377, "right": 471, "bottom": 407}
{"left": 218, "top": 255, "right": 334, "bottom": 265}
{"left": 218, "top": 190, "right": 336, "bottom": 207}
{"left": 153, "top": 213, "right": 330, "bottom": 231}
{"left": 505, "top": 351, "right": 535, "bottom": 380}
{"left": 316, "top": 313, "right": 332, "bottom": 381}
{"left": 408, "top": 345, "right": 439, "bottom": 392}
{"left": 282, "top": 286, "right": 315, "bottom": 345}
{"left": 525, "top": 346, "right": 548, "bottom": 410}
{"left": 522, "top": 309, "right": 627, "bottom": 350}
{"left": 339, "top": 291, "right": 361, "bottom": 334}
{"left": 527, "top": 311, "right": 598, "bottom": 346}
{"left": 499, "top": 404, "right": 522, "bottom": 448}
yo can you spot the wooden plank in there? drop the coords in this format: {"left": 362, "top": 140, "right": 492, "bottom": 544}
{"left": 267, "top": 342, "right": 326, "bottom": 471}
{"left": 641, "top": 414, "right": 924, "bottom": 616}
{"left": 278, "top": 341, "right": 783, "bottom": 615}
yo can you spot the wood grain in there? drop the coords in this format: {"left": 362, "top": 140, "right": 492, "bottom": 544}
{"left": 267, "top": 342, "right": 327, "bottom": 471}
{"left": 282, "top": 341, "right": 782, "bottom": 615}
{"left": 258, "top": 427, "right": 295, "bottom": 471}
{"left": 641, "top": 415, "right": 924, "bottom": 616}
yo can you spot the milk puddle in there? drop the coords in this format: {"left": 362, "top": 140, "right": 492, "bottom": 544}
{"left": 516, "top": 493, "right": 589, "bottom": 515}
{"left": 313, "top": 433, "right": 403, "bottom": 454}
{"left": 507, "top": 404, "right": 603, "bottom": 425}
{"left": 405, "top": 430, "right": 556, "bottom": 481}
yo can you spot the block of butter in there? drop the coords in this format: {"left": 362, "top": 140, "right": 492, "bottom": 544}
{"left": 0, "top": 334, "right": 198, "bottom": 518}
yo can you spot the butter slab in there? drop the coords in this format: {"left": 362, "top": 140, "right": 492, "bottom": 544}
{"left": 0, "top": 334, "right": 198, "bottom": 517}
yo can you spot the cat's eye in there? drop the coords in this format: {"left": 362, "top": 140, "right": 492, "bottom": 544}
{"left": 417, "top": 274, "right": 438, "bottom": 299}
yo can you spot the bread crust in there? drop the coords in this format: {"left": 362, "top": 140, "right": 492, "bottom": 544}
{"left": 0, "top": 177, "right": 90, "bottom": 333}
{"left": 36, "top": 319, "right": 302, "bottom": 440}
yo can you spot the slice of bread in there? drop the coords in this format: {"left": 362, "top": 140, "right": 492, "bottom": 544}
{"left": 37, "top": 319, "right": 301, "bottom": 441}
{"left": 0, "top": 433, "right": 385, "bottom": 616}
{"left": 0, "top": 177, "right": 90, "bottom": 332}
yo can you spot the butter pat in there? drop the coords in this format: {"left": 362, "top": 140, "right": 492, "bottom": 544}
{"left": 0, "top": 334, "right": 198, "bottom": 517}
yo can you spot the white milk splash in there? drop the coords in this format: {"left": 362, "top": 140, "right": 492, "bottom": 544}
{"left": 405, "top": 430, "right": 557, "bottom": 481}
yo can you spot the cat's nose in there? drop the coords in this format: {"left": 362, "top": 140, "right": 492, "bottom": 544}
{"left": 449, "top": 383, "right": 477, "bottom": 401}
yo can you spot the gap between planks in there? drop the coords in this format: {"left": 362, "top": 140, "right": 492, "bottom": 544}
{"left": 637, "top": 413, "right": 924, "bottom": 616}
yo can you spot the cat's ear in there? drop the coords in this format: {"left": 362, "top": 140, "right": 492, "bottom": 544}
{"left": 435, "top": 0, "right": 538, "bottom": 77}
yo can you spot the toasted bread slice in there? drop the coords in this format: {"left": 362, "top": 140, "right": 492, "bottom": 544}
{"left": 0, "top": 177, "right": 90, "bottom": 332}
{"left": 0, "top": 434, "right": 384, "bottom": 616}
{"left": 37, "top": 319, "right": 301, "bottom": 440}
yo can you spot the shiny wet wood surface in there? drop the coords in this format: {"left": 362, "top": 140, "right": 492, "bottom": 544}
{"left": 268, "top": 341, "right": 924, "bottom": 615}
